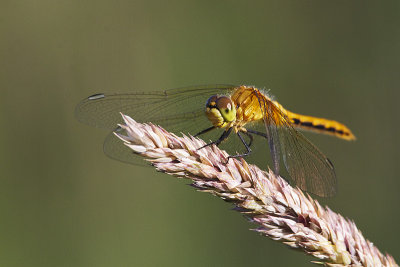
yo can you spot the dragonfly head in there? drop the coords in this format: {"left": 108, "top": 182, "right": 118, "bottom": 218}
{"left": 205, "top": 95, "right": 236, "bottom": 128}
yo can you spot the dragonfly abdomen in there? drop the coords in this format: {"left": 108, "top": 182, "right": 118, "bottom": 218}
{"left": 286, "top": 111, "right": 356, "bottom": 141}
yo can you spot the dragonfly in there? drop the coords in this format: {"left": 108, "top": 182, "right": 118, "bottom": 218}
{"left": 75, "top": 84, "right": 355, "bottom": 197}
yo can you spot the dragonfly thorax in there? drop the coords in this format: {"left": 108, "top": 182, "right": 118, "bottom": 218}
{"left": 205, "top": 95, "right": 237, "bottom": 128}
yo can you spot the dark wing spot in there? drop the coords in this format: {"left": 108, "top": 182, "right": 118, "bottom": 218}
{"left": 88, "top": 93, "right": 105, "bottom": 100}
{"left": 327, "top": 127, "right": 336, "bottom": 132}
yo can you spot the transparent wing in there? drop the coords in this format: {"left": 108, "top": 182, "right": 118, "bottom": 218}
{"left": 75, "top": 84, "right": 236, "bottom": 130}
{"left": 75, "top": 84, "right": 237, "bottom": 164}
{"left": 257, "top": 97, "right": 337, "bottom": 197}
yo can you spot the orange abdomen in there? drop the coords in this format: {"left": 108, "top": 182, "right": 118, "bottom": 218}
{"left": 285, "top": 109, "right": 356, "bottom": 140}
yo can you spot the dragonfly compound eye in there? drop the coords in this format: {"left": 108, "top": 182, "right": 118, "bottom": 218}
{"left": 216, "top": 96, "right": 236, "bottom": 122}
{"left": 206, "top": 95, "right": 218, "bottom": 108}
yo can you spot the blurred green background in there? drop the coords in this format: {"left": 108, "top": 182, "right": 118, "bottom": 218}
{"left": 1, "top": 1, "right": 399, "bottom": 266}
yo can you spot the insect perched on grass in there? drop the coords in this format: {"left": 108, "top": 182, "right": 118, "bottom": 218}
{"left": 76, "top": 85, "right": 355, "bottom": 197}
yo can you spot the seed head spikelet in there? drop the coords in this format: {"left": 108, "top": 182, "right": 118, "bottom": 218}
{"left": 115, "top": 113, "right": 397, "bottom": 267}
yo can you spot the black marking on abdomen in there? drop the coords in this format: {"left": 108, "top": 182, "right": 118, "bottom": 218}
{"left": 292, "top": 118, "right": 301, "bottom": 124}
{"left": 314, "top": 124, "right": 325, "bottom": 130}
{"left": 292, "top": 119, "right": 347, "bottom": 136}
{"left": 300, "top": 121, "right": 313, "bottom": 127}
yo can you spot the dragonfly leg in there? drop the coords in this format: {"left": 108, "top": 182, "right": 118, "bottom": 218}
{"left": 246, "top": 129, "right": 268, "bottom": 139}
{"left": 240, "top": 130, "right": 254, "bottom": 148}
{"left": 246, "top": 129, "right": 280, "bottom": 174}
{"left": 198, "top": 127, "right": 232, "bottom": 150}
{"left": 228, "top": 131, "right": 252, "bottom": 160}
{"left": 194, "top": 126, "right": 216, "bottom": 137}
